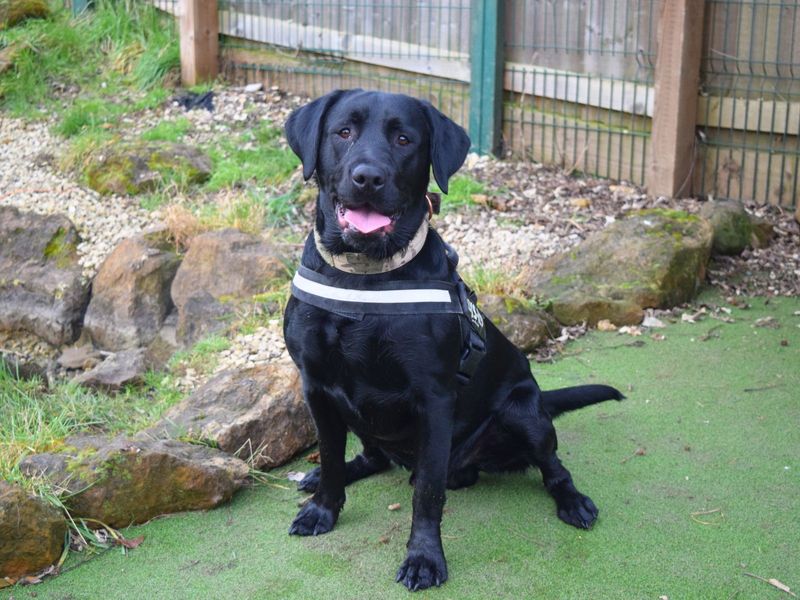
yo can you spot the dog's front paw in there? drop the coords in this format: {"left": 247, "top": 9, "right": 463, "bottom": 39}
{"left": 556, "top": 492, "right": 598, "bottom": 529}
{"left": 395, "top": 550, "right": 448, "bottom": 591}
{"left": 288, "top": 499, "right": 339, "bottom": 536}
{"left": 297, "top": 467, "right": 320, "bottom": 493}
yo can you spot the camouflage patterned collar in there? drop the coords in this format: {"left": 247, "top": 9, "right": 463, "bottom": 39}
{"left": 313, "top": 219, "right": 430, "bottom": 275}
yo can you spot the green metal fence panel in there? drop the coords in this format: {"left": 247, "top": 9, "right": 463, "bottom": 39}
{"left": 469, "top": 0, "right": 503, "bottom": 155}
{"left": 501, "top": 0, "right": 659, "bottom": 184}
{"left": 696, "top": 0, "right": 799, "bottom": 207}
{"left": 72, "top": 0, "right": 92, "bottom": 16}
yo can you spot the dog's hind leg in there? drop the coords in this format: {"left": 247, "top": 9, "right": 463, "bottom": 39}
{"left": 298, "top": 440, "right": 390, "bottom": 493}
{"left": 501, "top": 383, "right": 599, "bottom": 530}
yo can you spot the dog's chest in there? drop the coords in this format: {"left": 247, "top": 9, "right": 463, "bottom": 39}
{"left": 285, "top": 300, "right": 460, "bottom": 434}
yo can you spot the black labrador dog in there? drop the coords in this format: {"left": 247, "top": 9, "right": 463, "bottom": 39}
{"left": 283, "top": 89, "right": 622, "bottom": 591}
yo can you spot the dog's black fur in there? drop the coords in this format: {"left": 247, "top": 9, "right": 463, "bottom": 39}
{"left": 283, "top": 89, "right": 623, "bottom": 591}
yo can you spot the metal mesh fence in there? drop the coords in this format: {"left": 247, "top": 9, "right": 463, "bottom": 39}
{"left": 502, "top": 0, "right": 660, "bottom": 184}
{"left": 696, "top": 0, "right": 799, "bottom": 207}
{"left": 151, "top": 0, "right": 799, "bottom": 206}
{"left": 217, "top": 0, "right": 472, "bottom": 128}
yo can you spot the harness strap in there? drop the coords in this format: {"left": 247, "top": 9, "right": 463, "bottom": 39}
{"left": 291, "top": 265, "right": 487, "bottom": 383}
{"left": 291, "top": 266, "right": 462, "bottom": 315}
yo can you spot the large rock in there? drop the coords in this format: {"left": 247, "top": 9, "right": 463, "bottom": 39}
{"left": 480, "top": 295, "right": 560, "bottom": 353}
{"left": 171, "top": 229, "right": 286, "bottom": 345}
{"left": 0, "top": 206, "right": 89, "bottom": 345}
{"left": 84, "top": 234, "right": 180, "bottom": 351}
{"left": 147, "top": 362, "right": 315, "bottom": 469}
{"left": 528, "top": 209, "right": 713, "bottom": 326}
{"left": 144, "top": 309, "right": 180, "bottom": 369}
{"left": 0, "top": 481, "right": 66, "bottom": 581}
{"left": 699, "top": 200, "right": 753, "bottom": 256}
{"left": 84, "top": 142, "right": 212, "bottom": 196}
{"left": 72, "top": 348, "right": 147, "bottom": 390}
{"left": 19, "top": 435, "right": 249, "bottom": 528}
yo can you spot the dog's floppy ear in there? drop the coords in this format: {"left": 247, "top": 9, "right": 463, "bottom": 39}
{"left": 285, "top": 89, "right": 352, "bottom": 180}
{"left": 420, "top": 101, "right": 471, "bottom": 194}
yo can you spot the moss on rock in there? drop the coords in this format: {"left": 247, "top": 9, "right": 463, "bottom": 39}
{"left": 84, "top": 142, "right": 212, "bottom": 196}
{"left": 43, "top": 226, "right": 79, "bottom": 269}
{"left": 699, "top": 200, "right": 753, "bottom": 256}
{"left": 528, "top": 209, "right": 713, "bottom": 326}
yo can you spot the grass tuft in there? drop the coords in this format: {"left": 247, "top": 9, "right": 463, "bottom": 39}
{"left": 203, "top": 123, "right": 299, "bottom": 192}
{"left": 462, "top": 265, "right": 530, "bottom": 300}
{"left": 0, "top": 0, "right": 178, "bottom": 121}
{"left": 430, "top": 175, "right": 487, "bottom": 213}
{"left": 0, "top": 364, "right": 183, "bottom": 488}
{"left": 168, "top": 334, "right": 231, "bottom": 376}
{"left": 141, "top": 117, "right": 192, "bottom": 142}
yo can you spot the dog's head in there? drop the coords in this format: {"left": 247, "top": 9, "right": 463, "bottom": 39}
{"left": 285, "top": 89, "right": 470, "bottom": 259}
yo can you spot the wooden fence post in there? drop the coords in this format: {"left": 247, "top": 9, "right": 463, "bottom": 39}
{"left": 646, "top": 0, "right": 705, "bottom": 198}
{"left": 180, "top": 0, "right": 219, "bottom": 86}
{"left": 469, "top": 0, "right": 504, "bottom": 156}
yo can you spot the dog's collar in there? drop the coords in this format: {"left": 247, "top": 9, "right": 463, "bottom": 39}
{"left": 313, "top": 218, "right": 430, "bottom": 275}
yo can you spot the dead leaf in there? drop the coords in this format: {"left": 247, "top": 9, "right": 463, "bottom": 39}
{"left": 609, "top": 184, "right": 635, "bottom": 196}
{"left": 306, "top": 451, "right": 321, "bottom": 464}
{"left": 119, "top": 535, "right": 145, "bottom": 549}
{"left": 570, "top": 197, "right": 591, "bottom": 209}
{"left": 650, "top": 333, "right": 666, "bottom": 341}
{"left": 488, "top": 196, "right": 510, "bottom": 211}
{"left": 388, "top": 503, "right": 401, "bottom": 511}
{"left": 681, "top": 307, "right": 708, "bottom": 323}
{"left": 596, "top": 319, "right": 617, "bottom": 332}
{"left": 621, "top": 447, "right": 646, "bottom": 464}
{"left": 754, "top": 316, "right": 780, "bottom": 329}
{"left": 744, "top": 572, "right": 797, "bottom": 597}
{"left": 618, "top": 326, "right": 642, "bottom": 337}
{"left": 471, "top": 194, "right": 489, "bottom": 206}
{"left": 767, "top": 579, "right": 796, "bottom": 596}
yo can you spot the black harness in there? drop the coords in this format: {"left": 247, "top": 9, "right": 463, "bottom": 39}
{"left": 291, "top": 248, "right": 487, "bottom": 385}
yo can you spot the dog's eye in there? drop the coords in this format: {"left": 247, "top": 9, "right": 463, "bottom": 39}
{"left": 397, "top": 135, "right": 410, "bottom": 146}
{"left": 338, "top": 128, "right": 351, "bottom": 139}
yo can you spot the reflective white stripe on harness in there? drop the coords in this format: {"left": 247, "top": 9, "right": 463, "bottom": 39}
{"left": 292, "top": 270, "right": 453, "bottom": 304}
{"left": 290, "top": 264, "right": 487, "bottom": 383}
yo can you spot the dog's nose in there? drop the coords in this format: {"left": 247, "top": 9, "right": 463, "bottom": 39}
{"left": 351, "top": 164, "right": 385, "bottom": 191}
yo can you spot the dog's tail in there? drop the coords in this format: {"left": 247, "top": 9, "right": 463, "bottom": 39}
{"left": 541, "top": 385, "right": 624, "bottom": 419}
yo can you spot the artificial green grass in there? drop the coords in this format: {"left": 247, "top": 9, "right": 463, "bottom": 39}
{"left": 3, "top": 292, "right": 798, "bottom": 599}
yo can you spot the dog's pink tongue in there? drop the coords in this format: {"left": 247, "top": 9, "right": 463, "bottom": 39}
{"left": 343, "top": 207, "right": 391, "bottom": 234}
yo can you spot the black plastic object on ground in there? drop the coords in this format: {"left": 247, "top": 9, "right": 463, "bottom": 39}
{"left": 173, "top": 91, "right": 214, "bottom": 112}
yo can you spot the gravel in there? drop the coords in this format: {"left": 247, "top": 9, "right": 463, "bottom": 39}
{"left": 2, "top": 85, "right": 798, "bottom": 378}
{"left": 0, "top": 119, "right": 161, "bottom": 279}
